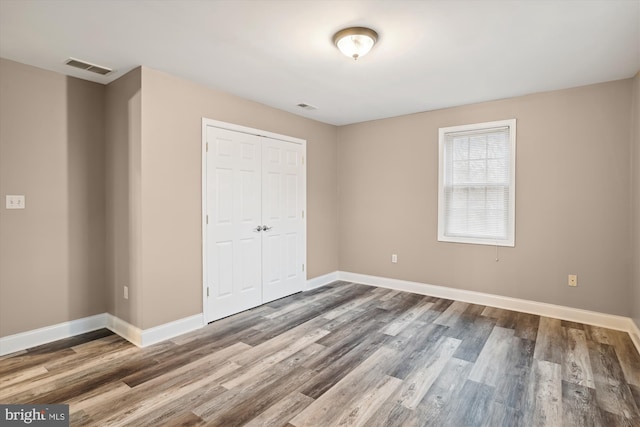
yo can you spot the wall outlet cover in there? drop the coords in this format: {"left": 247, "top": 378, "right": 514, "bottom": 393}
{"left": 6, "top": 195, "right": 25, "bottom": 209}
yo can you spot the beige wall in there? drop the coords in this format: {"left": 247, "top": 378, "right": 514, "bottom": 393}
{"left": 338, "top": 79, "right": 634, "bottom": 316}
{"left": 0, "top": 60, "right": 338, "bottom": 336}
{"left": 138, "top": 67, "right": 338, "bottom": 329}
{"left": 0, "top": 58, "right": 106, "bottom": 336}
{"left": 105, "top": 68, "right": 142, "bottom": 327}
{"left": 632, "top": 72, "right": 640, "bottom": 329}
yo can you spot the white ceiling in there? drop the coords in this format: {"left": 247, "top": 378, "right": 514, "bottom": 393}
{"left": 0, "top": 0, "right": 638, "bottom": 126}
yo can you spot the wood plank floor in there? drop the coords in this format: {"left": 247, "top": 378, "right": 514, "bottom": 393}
{"left": 2, "top": 281, "right": 640, "bottom": 426}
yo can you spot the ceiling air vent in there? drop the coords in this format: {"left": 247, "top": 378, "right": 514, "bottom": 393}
{"left": 297, "top": 103, "right": 318, "bottom": 111}
{"left": 65, "top": 58, "right": 112, "bottom": 75}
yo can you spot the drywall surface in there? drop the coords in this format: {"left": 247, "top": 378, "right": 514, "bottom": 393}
{"left": 632, "top": 72, "right": 640, "bottom": 328}
{"left": 338, "top": 79, "right": 633, "bottom": 316}
{"left": 105, "top": 68, "right": 143, "bottom": 327}
{"left": 139, "top": 67, "right": 338, "bottom": 329}
{"left": 0, "top": 58, "right": 106, "bottom": 336}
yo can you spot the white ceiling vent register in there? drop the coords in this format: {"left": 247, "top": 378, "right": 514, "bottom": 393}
{"left": 64, "top": 58, "right": 112, "bottom": 75}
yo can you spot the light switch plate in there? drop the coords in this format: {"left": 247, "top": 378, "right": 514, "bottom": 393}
{"left": 6, "top": 195, "right": 25, "bottom": 209}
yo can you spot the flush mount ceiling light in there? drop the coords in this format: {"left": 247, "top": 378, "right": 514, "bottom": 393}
{"left": 333, "top": 27, "right": 378, "bottom": 60}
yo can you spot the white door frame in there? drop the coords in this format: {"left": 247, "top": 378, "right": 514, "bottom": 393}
{"left": 201, "top": 118, "right": 307, "bottom": 324}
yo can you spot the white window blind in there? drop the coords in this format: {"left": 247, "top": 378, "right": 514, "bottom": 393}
{"left": 438, "top": 119, "right": 516, "bottom": 247}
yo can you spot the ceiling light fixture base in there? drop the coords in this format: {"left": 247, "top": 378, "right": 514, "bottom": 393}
{"left": 333, "top": 27, "right": 378, "bottom": 61}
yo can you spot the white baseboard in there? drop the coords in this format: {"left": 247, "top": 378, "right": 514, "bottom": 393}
{"left": 106, "top": 314, "right": 142, "bottom": 347}
{"left": 2, "top": 275, "right": 638, "bottom": 356}
{"left": 306, "top": 271, "right": 340, "bottom": 290}
{"left": 139, "top": 314, "right": 203, "bottom": 347}
{"left": 0, "top": 313, "right": 107, "bottom": 356}
{"left": 338, "top": 271, "right": 640, "bottom": 354}
{"left": 1, "top": 312, "right": 204, "bottom": 356}
{"left": 630, "top": 319, "right": 640, "bottom": 354}
{"left": 106, "top": 313, "right": 204, "bottom": 347}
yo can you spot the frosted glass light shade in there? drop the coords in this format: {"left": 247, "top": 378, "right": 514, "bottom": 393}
{"left": 333, "top": 27, "right": 378, "bottom": 60}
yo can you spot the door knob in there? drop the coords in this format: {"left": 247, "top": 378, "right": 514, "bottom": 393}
{"left": 253, "top": 225, "right": 263, "bottom": 232}
{"left": 263, "top": 226, "right": 272, "bottom": 232}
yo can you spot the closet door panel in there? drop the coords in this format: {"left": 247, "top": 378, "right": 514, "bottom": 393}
{"left": 206, "top": 126, "right": 262, "bottom": 321}
{"left": 262, "top": 139, "right": 304, "bottom": 303}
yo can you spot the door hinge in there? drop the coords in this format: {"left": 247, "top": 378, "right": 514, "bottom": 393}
{"left": 207, "top": 287, "right": 210, "bottom": 297}
{"left": 302, "top": 210, "right": 304, "bottom": 218}
{"left": 206, "top": 215, "right": 209, "bottom": 224}
{"left": 206, "top": 142, "right": 209, "bottom": 152}
{"left": 302, "top": 264, "right": 305, "bottom": 272}
{"left": 302, "top": 156, "right": 304, "bottom": 165}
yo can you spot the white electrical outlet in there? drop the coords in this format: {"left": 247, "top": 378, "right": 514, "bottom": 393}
{"left": 6, "top": 195, "right": 25, "bottom": 209}
{"left": 568, "top": 275, "right": 578, "bottom": 287}
{"left": 124, "top": 285, "right": 129, "bottom": 299}
{"left": 391, "top": 254, "right": 398, "bottom": 263}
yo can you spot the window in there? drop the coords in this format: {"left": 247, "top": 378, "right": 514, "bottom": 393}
{"left": 438, "top": 119, "right": 516, "bottom": 247}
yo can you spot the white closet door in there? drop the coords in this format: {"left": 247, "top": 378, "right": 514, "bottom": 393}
{"left": 206, "top": 127, "right": 262, "bottom": 321}
{"left": 261, "top": 139, "right": 305, "bottom": 303}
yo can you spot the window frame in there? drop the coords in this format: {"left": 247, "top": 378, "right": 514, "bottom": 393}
{"left": 437, "top": 119, "right": 517, "bottom": 247}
